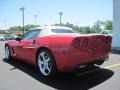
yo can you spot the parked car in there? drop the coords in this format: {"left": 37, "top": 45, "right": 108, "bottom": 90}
{"left": 5, "top": 26, "right": 112, "bottom": 77}
{"left": 3, "top": 34, "right": 18, "bottom": 40}
{"left": 0, "top": 35, "right": 5, "bottom": 41}
{"left": 101, "top": 30, "right": 112, "bottom": 36}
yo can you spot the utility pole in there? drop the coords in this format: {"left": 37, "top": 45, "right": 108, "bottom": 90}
{"left": 58, "top": 12, "right": 63, "bottom": 26}
{"left": 34, "top": 14, "right": 38, "bottom": 25}
{"left": 20, "top": 7, "right": 25, "bottom": 35}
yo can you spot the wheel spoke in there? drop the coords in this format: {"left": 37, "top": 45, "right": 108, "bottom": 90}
{"left": 46, "top": 65, "right": 50, "bottom": 72}
{"left": 41, "top": 52, "right": 50, "bottom": 62}
{"left": 42, "top": 65, "right": 46, "bottom": 74}
{"left": 46, "top": 58, "right": 50, "bottom": 62}
{"left": 38, "top": 58, "right": 44, "bottom": 65}
{"left": 41, "top": 52, "right": 46, "bottom": 61}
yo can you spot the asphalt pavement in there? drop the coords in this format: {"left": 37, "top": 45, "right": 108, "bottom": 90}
{"left": 0, "top": 41, "right": 120, "bottom": 90}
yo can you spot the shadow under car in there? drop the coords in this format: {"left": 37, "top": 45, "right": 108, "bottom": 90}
{"left": 3, "top": 58, "right": 114, "bottom": 90}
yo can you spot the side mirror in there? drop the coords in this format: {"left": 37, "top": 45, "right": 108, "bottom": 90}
{"left": 16, "top": 37, "right": 21, "bottom": 42}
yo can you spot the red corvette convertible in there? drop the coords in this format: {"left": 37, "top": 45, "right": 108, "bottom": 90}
{"left": 5, "top": 26, "right": 112, "bottom": 77}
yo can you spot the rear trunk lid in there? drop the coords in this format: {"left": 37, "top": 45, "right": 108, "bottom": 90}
{"left": 71, "top": 34, "right": 112, "bottom": 56}
{"left": 87, "top": 35, "right": 112, "bottom": 54}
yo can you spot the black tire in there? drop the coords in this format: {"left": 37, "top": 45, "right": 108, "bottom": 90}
{"left": 37, "top": 49, "right": 58, "bottom": 78}
{"left": 5, "top": 45, "right": 11, "bottom": 61}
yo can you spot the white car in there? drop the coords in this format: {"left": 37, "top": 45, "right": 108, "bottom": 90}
{"left": 101, "top": 30, "right": 112, "bottom": 36}
{"left": 0, "top": 35, "right": 5, "bottom": 41}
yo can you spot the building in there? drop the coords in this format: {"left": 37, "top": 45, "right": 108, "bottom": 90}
{"left": 112, "top": 0, "right": 120, "bottom": 50}
{"left": 0, "top": 30, "right": 11, "bottom": 34}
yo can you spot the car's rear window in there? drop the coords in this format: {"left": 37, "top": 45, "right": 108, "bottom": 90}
{"left": 52, "top": 29, "right": 75, "bottom": 33}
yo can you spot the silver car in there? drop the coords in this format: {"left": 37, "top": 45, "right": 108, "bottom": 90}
{"left": 0, "top": 35, "right": 5, "bottom": 41}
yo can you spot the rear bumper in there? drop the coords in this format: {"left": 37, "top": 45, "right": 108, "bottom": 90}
{"left": 55, "top": 51, "right": 110, "bottom": 72}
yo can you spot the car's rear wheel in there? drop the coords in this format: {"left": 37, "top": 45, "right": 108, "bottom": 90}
{"left": 5, "top": 46, "right": 11, "bottom": 60}
{"left": 37, "top": 49, "right": 57, "bottom": 77}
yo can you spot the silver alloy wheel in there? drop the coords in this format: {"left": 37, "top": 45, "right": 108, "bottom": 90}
{"left": 38, "top": 51, "right": 51, "bottom": 76}
{"left": 5, "top": 46, "right": 10, "bottom": 60}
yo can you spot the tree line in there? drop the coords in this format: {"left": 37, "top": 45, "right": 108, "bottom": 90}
{"left": 9, "top": 20, "right": 112, "bottom": 34}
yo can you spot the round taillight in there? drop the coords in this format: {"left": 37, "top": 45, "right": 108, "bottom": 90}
{"left": 82, "top": 38, "right": 89, "bottom": 47}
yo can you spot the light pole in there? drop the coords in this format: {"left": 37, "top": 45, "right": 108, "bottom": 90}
{"left": 58, "top": 12, "right": 63, "bottom": 26}
{"left": 20, "top": 7, "right": 25, "bottom": 35}
{"left": 34, "top": 14, "right": 38, "bottom": 25}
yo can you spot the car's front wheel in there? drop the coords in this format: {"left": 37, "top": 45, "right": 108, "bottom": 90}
{"left": 37, "top": 49, "right": 57, "bottom": 77}
{"left": 5, "top": 46, "right": 11, "bottom": 60}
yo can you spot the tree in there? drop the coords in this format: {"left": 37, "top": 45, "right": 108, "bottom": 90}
{"left": 92, "top": 20, "right": 104, "bottom": 33}
{"left": 24, "top": 24, "right": 39, "bottom": 31}
{"left": 9, "top": 26, "right": 22, "bottom": 31}
{"left": 54, "top": 23, "right": 59, "bottom": 26}
{"left": 74, "top": 25, "right": 82, "bottom": 33}
{"left": 64, "top": 22, "right": 74, "bottom": 29}
{"left": 9, "top": 24, "right": 40, "bottom": 34}
{"left": 83, "top": 26, "right": 91, "bottom": 34}
{"left": 104, "top": 20, "right": 112, "bottom": 30}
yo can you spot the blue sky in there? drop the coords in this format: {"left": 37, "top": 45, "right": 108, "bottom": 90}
{"left": 0, "top": 0, "right": 112, "bottom": 29}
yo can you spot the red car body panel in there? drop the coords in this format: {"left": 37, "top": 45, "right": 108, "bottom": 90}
{"left": 6, "top": 32, "right": 112, "bottom": 72}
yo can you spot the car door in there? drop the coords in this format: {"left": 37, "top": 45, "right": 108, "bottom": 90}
{"left": 15, "top": 29, "right": 41, "bottom": 63}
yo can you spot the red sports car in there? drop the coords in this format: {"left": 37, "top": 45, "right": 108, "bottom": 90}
{"left": 5, "top": 26, "right": 112, "bottom": 77}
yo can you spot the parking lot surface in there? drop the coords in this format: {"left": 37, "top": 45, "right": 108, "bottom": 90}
{"left": 0, "top": 41, "right": 120, "bottom": 90}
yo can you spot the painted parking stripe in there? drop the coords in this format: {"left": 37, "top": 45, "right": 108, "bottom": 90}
{"left": 103, "top": 63, "right": 120, "bottom": 69}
